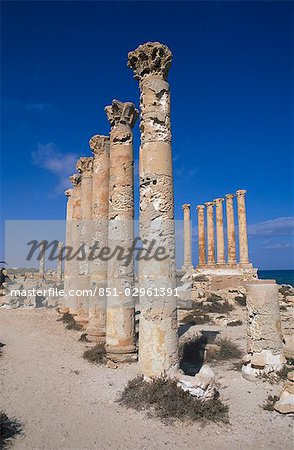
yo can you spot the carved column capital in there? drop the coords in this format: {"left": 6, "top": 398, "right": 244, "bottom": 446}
{"left": 236, "top": 189, "right": 247, "bottom": 197}
{"left": 214, "top": 197, "right": 224, "bottom": 205}
{"left": 76, "top": 157, "right": 93, "bottom": 177}
{"left": 204, "top": 201, "right": 215, "bottom": 208}
{"left": 105, "top": 100, "right": 139, "bottom": 129}
{"left": 89, "top": 135, "right": 110, "bottom": 157}
{"left": 128, "top": 42, "right": 172, "bottom": 81}
{"left": 225, "top": 193, "right": 235, "bottom": 200}
{"left": 197, "top": 205, "right": 205, "bottom": 212}
{"left": 69, "top": 173, "right": 81, "bottom": 187}
{"left": 182, "top": 204, "right": 191, "bottom": 211}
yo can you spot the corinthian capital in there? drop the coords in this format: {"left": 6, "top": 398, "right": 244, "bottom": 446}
{"left": 214, "top": 197, "right": 224, "bottom": 205}
{"left": 204, "top": 201, "right": 215, "bottom": 208}
{"left": 197, "top": 205, "right": 205, "bottom": 212}
{"left": 236, "top": 189, "right": 247, "bottom": 197}
{"left": 76, "top": 157, "right": 93, "bottom": 176}
{"left": 225, "top": 193, "right": 235, "bottom": 200}
{"left": 182, "top": 204, "right": 191, "bottom": 211}
{"left": 105, "top": 100, "right": 139, "bottom": 129}
{"left": 128, "top": 42, "right": 172, "bottom": 81}
{"left": 89, "top": 134, "right": 110, "bottom": 156}
{"left": 69, "top": 173, "right": 81, "bottom": 187}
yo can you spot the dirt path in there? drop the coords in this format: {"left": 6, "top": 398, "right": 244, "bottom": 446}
{"left": 0, "top": 309, "right": 292, "bottom": 450}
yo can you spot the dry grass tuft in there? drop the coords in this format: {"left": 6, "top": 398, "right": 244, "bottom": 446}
{"left": 59, "top": 313, "right": 83, "bottom": 331}
{"left": 78, "top": 333, "right": 89, "bottom": 342}
{"left": 262, "top": 395, "right": 279, "bottom": 411}
{"left": 181, "top": 313, "right": 211, "bottom": 325}
{"left": 0, "top": 412, "right": 22, "bottom": 448}
{"left": 83, "top": 344, "right": 106, "bottom": 364}
{"left": 118, "top": 376, "right": 229, "bottom": 424}
{"left": 235, "top": 295, "right": 246, "bottom": 307}
{"left": 207, "top": 338, "right": 243, "bottom": 362}
{"left": 227, "top": 320, "right": 243, "bottom": 327}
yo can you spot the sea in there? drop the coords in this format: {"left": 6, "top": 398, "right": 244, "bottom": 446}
{"left": 258, "top": 270, "right": 294, "bottom": 287}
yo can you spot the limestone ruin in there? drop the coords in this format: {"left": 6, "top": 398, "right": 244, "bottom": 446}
{"left": 1, "top": 41, "right": 292, "bottom": 386}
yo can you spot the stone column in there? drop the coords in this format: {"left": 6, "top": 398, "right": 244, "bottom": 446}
{"left": 236, "top": 189, "right": 250, "bottom": 266}
{"left": 242, "top": 284, "right": 285, "bottom": 380}
{"left": 105, "top": 100, "right": 138, "bottom": 362}
{"left": 128, "top": 42, "right": 178, "bottom": 377}
{"left": 214, "top": 198, "right": 225, "bottom": 266}
{"left": 56, "top": 242, "right": 63, "bottom": 284}
{"left": 86, "top": 135, "right": 110, "bottom": 342}
{"left": 196, "top": 205, "right": 206, "bottom": 268}
{"left": 39, "top": 242, "right": 45, "bottom": 278}
{"left": 182, "top": 204, "right": 193, "bottom": 271}
{"left": 225, "top": 194, "right": 237, "bottom": 267}
{"left": 205, "top": 202, "right": 215, "bottom": 267}
{"left": 61, "top": 174, "right": 81, "bottom": 314}
{"left": 75, "top": 157, "right": 93, "bottom": 325}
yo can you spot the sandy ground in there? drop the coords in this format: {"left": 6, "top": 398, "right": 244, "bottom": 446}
{"left": 0, "top": 308, "right": 293, "bottom": 450}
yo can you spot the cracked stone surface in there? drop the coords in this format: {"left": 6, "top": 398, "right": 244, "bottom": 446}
{"left": 105, "top": 99, "right": 138, "bottom": 362}
{"left": 243, "top": 284, "right": 285, "bottom": 378}
{"left": 86, "top": 135, "right": 110, "bottom": 342}
{"left": 128, "top": 42, "right": 178, "bottom": 377}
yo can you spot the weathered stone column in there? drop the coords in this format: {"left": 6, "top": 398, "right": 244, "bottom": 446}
{"left": 242, "top": 284, "right": 285, "bottom": 380}
{"left": 86, "top": 135, "right": 110, "bottom": 342}
{"left": 197, "top": 205, "right": 206, "bottom": 268}
{"left": 214, "top": 198, "right": 225, "bottom": 266}
{"left": 128, "top": 42, "right": 178, "bottom": 377}
{"left": 61, "top": 174, "right": 81, "bottom": 314}
{"left": 236, "top": 189, "right": 250, "bottom": 266}
{"left": 75, "top": 157, "right": 93, "bottom": 325}
{"left": 56, "top": 242, "right": 63, "bottom": 284}
{"left": 105, "top": 100, "right": 138, "bottom": 362}
{"left": 225, "top": 194, "right": 237, "bottom": 267}
{"left": 182, "top": 204, "right": 193, "bottom": 271}
{"left": 205, "top": 202, "right": 215, "bottom": 267}
{"left": 39, "top": 242, "right": 45, "bottom": 278}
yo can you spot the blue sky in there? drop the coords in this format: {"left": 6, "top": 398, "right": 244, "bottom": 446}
{"left": 1, "top": 1, "right": 293, "bottom": 269}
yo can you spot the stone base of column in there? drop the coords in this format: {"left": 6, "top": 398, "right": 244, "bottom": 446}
{"left": 86, "top": 318, "right": 106, "bottom": 343}
{"left": 238, "top": 261, "right": 252, "bottom": 269}
{"left": 216, "top": 262, "right": 226, "bottom": 268}
{"left": 227, "top": 261, "right": 238, "bottom": 269}
{"left": 242, "top": 351, "right": 286, "bottom": 381}
{"left": 197, "top": 264, "right": 207, "bottom": 269}
{"left": 181, "top": 264, "right": 193, "bottom": 271}
{"left": 106, "top": 344, "right": 138, "bottom": 363}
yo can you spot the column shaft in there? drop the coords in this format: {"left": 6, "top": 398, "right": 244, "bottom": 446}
{"left": 243, "top": 284, "right": 285, "bottom": 377}
{"left": 214, "top": 198, "right": 225, "bottom": 266}
{"left": 39, "top": 242, "right": 45, "bottom": 278}
{"left": 182, "top": 204, "right": 193, "bottom": 270}
{"left": 86, "top": 135, "right": 110, "bottom": 342}
{"left": 56, "top": 242, "right": 63, "bottom": 284}
{"left": 75, "top": 157, "right": 93, "bottom": 325}
{"left": 205, "top": 202, "right": 215, "bottom": 267}
{"left": 225, "top": 194, "right": 237, "bottom": 266}
{"left": 105, "top": 100, "right": 138, "bottom": 362}
{"left": 197, "top": 205, "right": 206, "bottom": 268}
{"left": 67, "top": 178, "right": 82, "bottom": 315}
{"left": 128, "top": 42, "right": 178, "bottom": 377}
{"left": 236, "top": 190, "right": 250, "bottom": 266}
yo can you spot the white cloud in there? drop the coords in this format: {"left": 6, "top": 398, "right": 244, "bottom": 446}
{"left": 32, "top": 143, "right": 78, "bottom": 195}
{"left": 248, "top": 217, "right": 294, "bottom": 238}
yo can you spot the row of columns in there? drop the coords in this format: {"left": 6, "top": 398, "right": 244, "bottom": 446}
{"left": 60, "top": 41, "right": 178, "bottom": 376}
{"left": 182, "top": 190, "right": 251, "bottom": 269}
